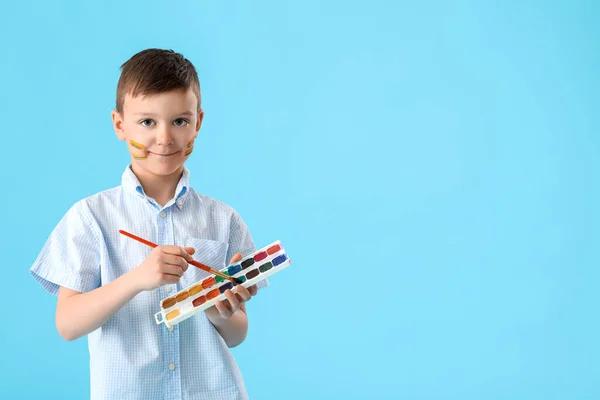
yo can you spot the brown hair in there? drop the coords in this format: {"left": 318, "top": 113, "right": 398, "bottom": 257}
{"left": 116, "top": 48, "right": 201, "bottom": 112}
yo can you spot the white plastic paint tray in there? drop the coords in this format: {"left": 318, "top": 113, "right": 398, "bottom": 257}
{"left": 154, "top": 240, "right": 292, "bottom": 329}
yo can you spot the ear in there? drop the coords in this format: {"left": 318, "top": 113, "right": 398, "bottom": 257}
{"left": 112, "top": 109, "right": 125, "bottom": 140}
{"left": 195, "top": 109, "right": 204, "bottom": 134}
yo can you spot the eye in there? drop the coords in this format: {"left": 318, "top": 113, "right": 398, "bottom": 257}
{"left": 173, "top": 118, "right": 190, "bottom": 127}
{"left": 140, "top": 119, "right": 155, "bottom": 127}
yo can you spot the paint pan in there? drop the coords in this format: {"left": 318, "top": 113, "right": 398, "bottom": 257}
{"left": 154, "top": 240, "right": 292, "bottom": 329}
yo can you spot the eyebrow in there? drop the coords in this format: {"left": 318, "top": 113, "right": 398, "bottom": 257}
{"left": 133, "top": 111, "right": 195, "bottom": 118}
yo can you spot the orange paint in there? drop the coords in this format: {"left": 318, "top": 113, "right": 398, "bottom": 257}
{"left": 267, "top": 244, "right": 281, "bottom": 255}
{"left": 176, "top": 291, "right": 190, "bottom": 302}
{"left": 202, "top": 277, "right": 216, "bottom": 289}
{"left": 130, "top": 140, "right": 146, "bottom": 150}
{"left": 162, "top": 297, "right": 176, "bottom": 309}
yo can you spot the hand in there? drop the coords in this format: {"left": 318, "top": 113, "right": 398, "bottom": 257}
{"left": 205, "top": 253, "right": 258, "bottom": 321}
{"left": 131, "top": 245, "right": 196, "bottom": 291}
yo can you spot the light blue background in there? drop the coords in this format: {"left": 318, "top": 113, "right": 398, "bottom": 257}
{"left": 0, "top": 1, "right": 598, "bottom": 399}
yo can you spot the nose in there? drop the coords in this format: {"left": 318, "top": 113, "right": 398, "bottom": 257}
{"left": 156, "top": 125, "right": 174, "bottom": 146}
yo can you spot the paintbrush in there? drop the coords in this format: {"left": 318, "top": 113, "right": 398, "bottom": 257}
{"left": 119, "top": 229, "right": 243, "bottom": 285}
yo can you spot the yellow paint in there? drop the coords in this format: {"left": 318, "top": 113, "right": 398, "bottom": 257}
{"left": 132, "top": 153, "right": 147, "bottom": 160}
{"left": 188, "top": 284, "right": 203, "bottom": 296}
{"left": 187, "top": 139, "right": 194, "bottom": 148}
{"left": 166, "top": 309, "right": 180, "bottom": 321}
{"left": 130, "top": 140, "right": 146, "bottom": 150}
{"left": 184, "top": 147, "right": 194, "bottom": 156}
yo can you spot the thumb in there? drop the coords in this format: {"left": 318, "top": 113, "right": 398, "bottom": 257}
{"left": 228, "top": 252, "right": 243, "bottom": 265}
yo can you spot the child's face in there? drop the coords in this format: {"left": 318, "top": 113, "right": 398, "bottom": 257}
{"left": 112, "top": 88, "right": 203, "bottom": 178}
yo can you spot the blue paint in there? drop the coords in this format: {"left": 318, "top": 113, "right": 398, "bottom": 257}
{"left": 272, "top": 254, "right": 288, "bottom": 266}
{"left": 228, "top": 264, "right": 242, "bottom": 275}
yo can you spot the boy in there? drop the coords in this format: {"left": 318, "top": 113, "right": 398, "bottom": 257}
{"left": 30, "top": 48, "right": 268, "bottom": 400}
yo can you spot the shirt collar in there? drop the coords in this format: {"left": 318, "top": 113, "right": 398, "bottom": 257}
{"left": 121, "top": 164, "right": 190, "bottom": 210}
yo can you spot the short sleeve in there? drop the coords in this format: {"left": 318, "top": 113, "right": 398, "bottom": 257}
{"left": 30, "top": 200, "right": 101, "bottom": 296}
{"left": 227, "top": 211, "right": 269, "bottom": 290}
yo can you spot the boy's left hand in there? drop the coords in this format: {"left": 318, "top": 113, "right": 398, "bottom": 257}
{"left": 205, "top": 253, "right": 258, "bottom": 320}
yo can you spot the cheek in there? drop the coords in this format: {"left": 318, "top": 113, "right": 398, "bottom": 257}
{"left": 129, "top": 140, "right": 148, "bottom": 159}
{"left": 124, "top": 125, "right": 153, "bottom": 159}
{"left": 184, "top": 137, "right": 195, "bottom": 156}
{"left": 171, "top": 128, "right": 197, "bottom": 156}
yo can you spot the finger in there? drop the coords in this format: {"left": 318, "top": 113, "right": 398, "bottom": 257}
{"left": 228, "top": 252, "right": 242, "bottom": 265}
{"left": 224, "top": 289, "right": 240, "bottom": 312}
{"left": 162, "top": 273, "right": 181, "bottom": 284}
{"left": 183, "top": 247, "right": 196, "bottom": 256}
{"left": 234, "top": 285, "right": 252, "bottom": 302}
{"left": 214, "top": 299, "right": 233, "bottom": 319}
{"left": 248, "top": 284, "right": 258, "bottom": 296}
{"left": 162, "top": 254, "right": 189, "bottom": 271}
{"left": 221, "top": 299, "right": 231, "bottom": 310}
{"left": 162, "top": 246, "right": 193, "bottom": 261}
{"left": 161, "top": 264, "right": 185, "bottom": 277}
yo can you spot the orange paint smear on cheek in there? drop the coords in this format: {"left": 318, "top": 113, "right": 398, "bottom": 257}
{"left": 130, "top": 140, "right": 148, "bottom": 159}
{"left": 130, "top": 140, "right": 146, "bottom": 150}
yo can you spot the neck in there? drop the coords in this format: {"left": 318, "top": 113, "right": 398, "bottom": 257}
{"left": 131, "top": 164, "right": 183, "bottom": 207}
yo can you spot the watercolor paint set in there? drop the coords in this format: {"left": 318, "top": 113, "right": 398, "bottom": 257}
{"left": 154, "top": 240, "right": 292, "bottom": 329}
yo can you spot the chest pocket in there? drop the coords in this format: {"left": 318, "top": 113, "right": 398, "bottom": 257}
{"left": 180, "top": 237, "right": 229, "bottom": 287}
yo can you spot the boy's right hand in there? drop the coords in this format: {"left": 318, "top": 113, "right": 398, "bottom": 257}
{"left": 131, "top": 246, "right": 196, "bottom": 291}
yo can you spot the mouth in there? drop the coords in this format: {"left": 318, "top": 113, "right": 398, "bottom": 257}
{"left": 148, "top": 151, "right": 179, "bottom": 157}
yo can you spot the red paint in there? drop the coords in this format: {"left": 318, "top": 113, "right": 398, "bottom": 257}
{"left": 192, "top": 296, "right": 207, "bottom": 307}
{"left": 254, "top": 251, "right": 267, "bottom": 262}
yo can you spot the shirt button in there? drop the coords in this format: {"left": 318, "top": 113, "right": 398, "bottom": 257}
{"left": 177, "top": 199, "right": 183, "bottom": 206}
{"left": 164, "top": 286, "right": 172, "bottom": 293}
{"left": 160, "top": 211, "right": 167, "bottom": 218}
{"left": 169, "top": 363, "right": 175, "bottom": 371}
